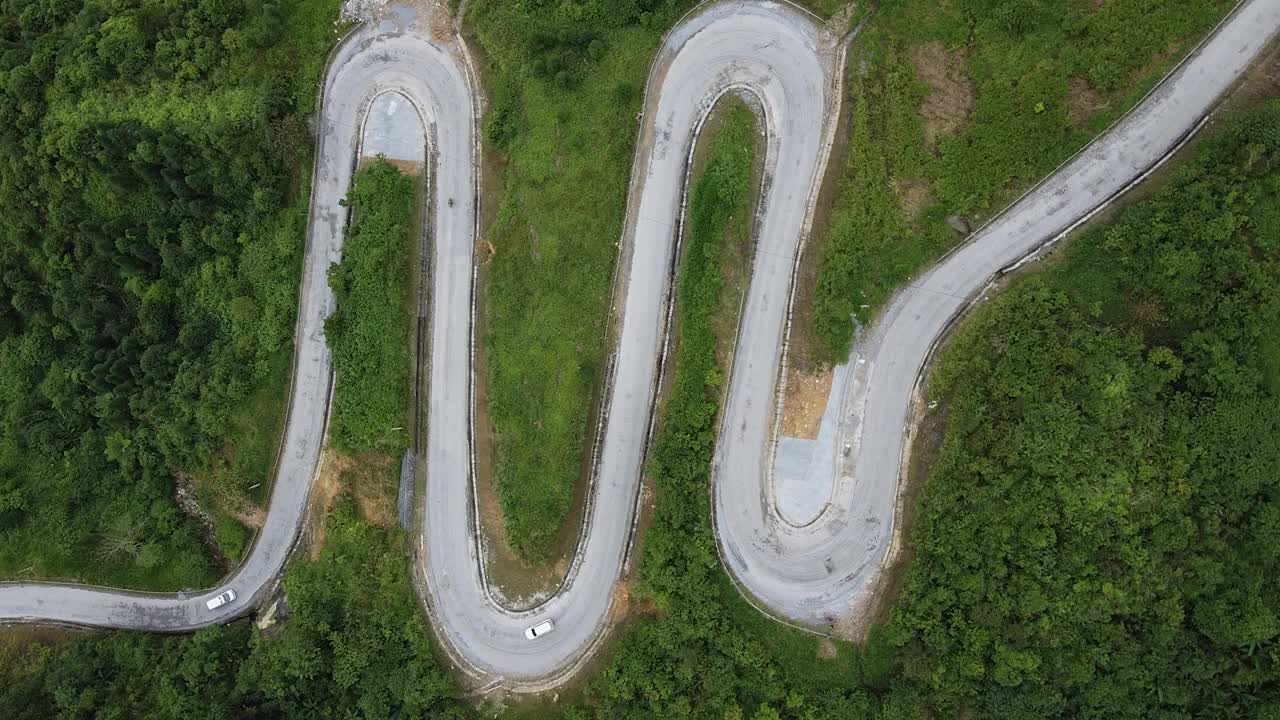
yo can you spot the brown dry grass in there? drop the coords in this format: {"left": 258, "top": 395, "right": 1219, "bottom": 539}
{"left": 893, "top": 175, "right": 934, "bottom": 224}
{"left": 914, "top": 42, "right": 975, "bottom": 151}
{"left": 817, "top": 637, "right": 839, "bottom": 660}
{"left": 192, "top": 445, "right": 267, "bottom": 530}
{"left": 1066, "top": 77, "right": 1110, "bottom": 129}
{"left": 780, "top": 365, "right": 834, "bottom": 439}
{"left": 0, "top": 625, "right": 80, "bottom": 680}
{"left": 308, "top": 450, "right": 348, "bottom": 558}
{"left": 308, "top": 450, "right": 398, "bottom": 558}
{"left": 357, "top": 156, "right": 424, "bottom": 176}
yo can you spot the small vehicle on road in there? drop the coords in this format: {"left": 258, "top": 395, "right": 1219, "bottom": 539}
{"left": 205, "top": 589, "right": 237, "bottom": 611}
{"left": 524, "top": 619, "right": 554, "bottom": 640}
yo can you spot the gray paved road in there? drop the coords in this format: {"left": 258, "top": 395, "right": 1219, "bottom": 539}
{"left": 1, "top": 0, "right": 1276, "bottom": 693}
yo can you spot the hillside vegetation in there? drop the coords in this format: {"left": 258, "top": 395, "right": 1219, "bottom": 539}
{"left": 4, "top": 73, "right": 1278, "bottom": 720}
{"left": 811, "top": 0, "right": 1235, "bottom": 357}
{"left": 0, "top": 0, "right": 341, "bottom": 588}
{"left": 562, "top": 95, "right": 1280, "bottom": 720}
{"left": 0, "top": 497, "right": 468, "bottom": 720}
{"left": 466, "top": 0, "right": 1239, "bottom": 563}
{"left": 326, "top": 160, "right": 416, "bottom": 454}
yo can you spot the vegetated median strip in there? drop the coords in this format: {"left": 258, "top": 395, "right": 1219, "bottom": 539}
{"left": 315, "top": 156, "right": 421, "bottom": 545}
{"left": 325, "top": 159, "right": 417, "bottom": 456}
{"left": 468, "top": 0, "right": 702, "bottom": 567}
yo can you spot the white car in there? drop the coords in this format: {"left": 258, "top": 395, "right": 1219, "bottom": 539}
{"left": 205, "top": 589, "right": 237, "bottom": 611}
{"left": 524, "top": 619, "right": 554, "bottom": 640}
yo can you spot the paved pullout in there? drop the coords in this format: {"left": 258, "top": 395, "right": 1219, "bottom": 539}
{"left": 1, "top": 0, "right": 1277, "bottom": 693}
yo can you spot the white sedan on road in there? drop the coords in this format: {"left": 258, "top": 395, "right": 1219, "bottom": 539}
{"left": 205, "top": 589, "right": 237, "bottom": 611}
{"left": 524, "top": 619, "right": 554, "bottom": 640}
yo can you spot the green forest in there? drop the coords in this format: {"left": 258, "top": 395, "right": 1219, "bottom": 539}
{"left": 0, "top": 0, "right": 341, "bottom": 587}
{"left": 4, "top": 0, "right": 1280, "bottom": 718}
{"left": 8, "top": 71, "right": 1280, "bottom": 720}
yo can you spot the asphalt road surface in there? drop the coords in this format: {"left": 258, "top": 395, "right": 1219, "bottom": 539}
{"left": 1, "top": 0, "right": 1277, "bottom": 693}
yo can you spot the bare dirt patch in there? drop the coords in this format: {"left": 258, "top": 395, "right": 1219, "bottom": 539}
{"left": 358, "top": 156, "right": 424, "bottom": 176}
{"left": 308, "top": 450, "right": 348, "bottom": 558}
{"left": 193, "top": 443, "right": 268, "bottom": 529}
{"left": 1066, "top": 77, "right": 1110, "bottom": 129}
{"left": 0, "top": 625, "right": 81, "bottom": 680}
{"left": 817, "top": 637, "right": 839, "bottom": 660}
{"left": 351, "top": 454, "right": 397, "bottom": 528}
{"left": 780, "top": 365, "right": 834, "bottom": 439}
{"left": 914, "top": 41, "right": 975, "bottom": 151}
{"left": 893, "top": 175, "right": 934, "bottom": 225}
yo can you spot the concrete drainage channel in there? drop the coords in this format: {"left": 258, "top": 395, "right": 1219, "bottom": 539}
{"left": 1, "top": 0, "right": 1278, "bottom": 697}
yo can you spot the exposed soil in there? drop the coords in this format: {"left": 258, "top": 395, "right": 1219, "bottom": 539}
{"left": 353, "top": 455, "right": 398, "bottom": 528}
{"left": 893, "top": 175, "right": 934, "bottom": 225}
{"left": 308, "top": 450, "right": 399, "bottom": 558}
{"left": 914, "top": 41, "right": 974, "bottom": 151}
{"left": 192, "top": 442, "right": 268, "bottom": 529}
{"left": 1066, "top": 77, "right": 1110, "bottom": 129}
{"left": 816, "top": 636, "right": 840, "bottom": 659}
{"left": 358, "top": 156, "right": 425, "bottom": 176}
{"left": 307, "top": 450, "right": 348, "bottom": 559}
{"left": 779, "top": 365, "right": 834, "bottom": 439}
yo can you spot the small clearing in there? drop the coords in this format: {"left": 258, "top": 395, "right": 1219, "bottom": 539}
{"left": 308, "top": 450, "right": 399, "bottom": 558}
{"left": 817, "top": 637, "right": 839, "bottom": 660}
{"left": 780, "top": 365, "right": 834, "bottom": 439}
{"left": 893, "top": 176, "right": 934, "bottom": 224}
{"left": 913, "top": 41, "right": 975, "bottom": 151}
{"left": 308, "top": 450, "right": 349, "bottom": 559}
{"left": 1066, "top": 77, "right": 1110, "bottom": 129}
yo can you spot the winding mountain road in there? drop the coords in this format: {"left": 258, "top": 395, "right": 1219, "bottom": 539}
{"left": 1, "top": 0, "right": 1277, "bottom": 693}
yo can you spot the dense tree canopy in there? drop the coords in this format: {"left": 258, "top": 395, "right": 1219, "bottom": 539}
{"left": 0, "top": 0, "right": 337, "bottom": 587}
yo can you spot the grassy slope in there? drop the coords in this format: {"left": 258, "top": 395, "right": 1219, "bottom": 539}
{"left": 811, "top": 0, "right": 1236, "bottom": 358}
{"left": 467, "top": 0, "right": 1238, "bottom": 559}
{"left": 468, "top": 1, "right": 694, "bottom": 560}
{"left": 325, "top": 160, "right": 416, "bottom": 454}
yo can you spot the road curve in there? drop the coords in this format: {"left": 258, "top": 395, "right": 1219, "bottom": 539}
{"left": 417, "top": 0, "right": 844, "bottom": 686}
{"left": 718, "top": 0, "right": 1280, "bottom": 629}
{"left": 1, "top": 0, "right": 1277, "bottom": 694}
